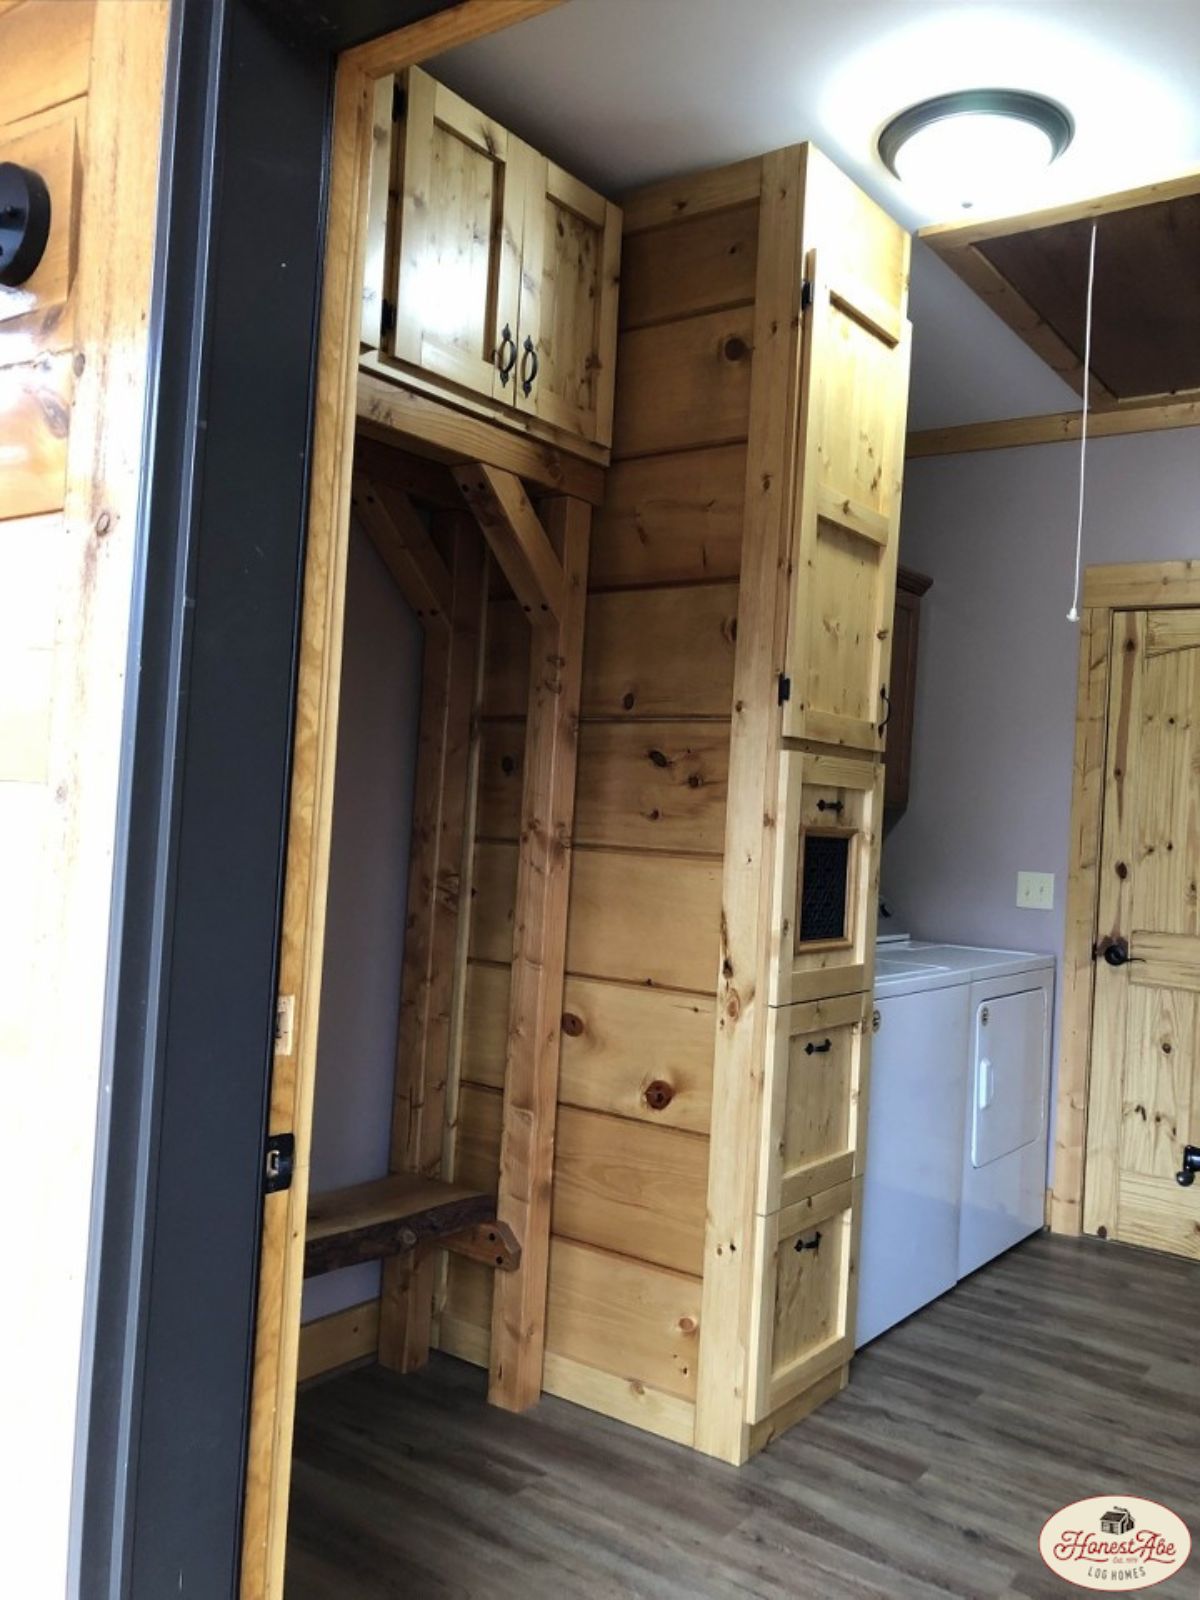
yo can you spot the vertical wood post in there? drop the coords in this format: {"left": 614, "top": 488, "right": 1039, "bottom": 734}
{"left": 487, "top": 495, "right": 590, "bottom": 1411}
{"left": 380, "top": 513, "right": 483, "bottom": 1370}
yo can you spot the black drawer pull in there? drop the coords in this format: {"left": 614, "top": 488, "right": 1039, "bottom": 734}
{"left": 805, "top": 1038, "right": 833, "bottom": 1055}
{"left": 520, "top": 335, "right": 539, "bottom": 397}
{"left": 496, "top": 322, "right": 518, "bottom": 386}
{"left": 816, "top": 799, "right": 844, "bottom": 814}
{"left": 794, "top": 1231, "right": 822, "bottom": 1254}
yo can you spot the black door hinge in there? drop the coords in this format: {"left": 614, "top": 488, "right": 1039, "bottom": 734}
{"left": 800, "top": 279, "right": 814, "bottom": 311}
{"left": 264, "top": 1133, "right": 295, "bottom": 1195}
{"left": 778, "top": 674, "right": 792, "bottom": 705}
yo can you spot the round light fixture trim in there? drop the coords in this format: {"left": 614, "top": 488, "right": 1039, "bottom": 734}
{"left": 878, "top": 89, "right": 1074, "bottom": 178}
{"left": 878, "top": 90, "right": 1074, "bottom": 213}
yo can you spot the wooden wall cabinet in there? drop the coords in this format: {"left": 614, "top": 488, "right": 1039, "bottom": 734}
{"left": 364, "top": 66, "right": 621, "bottom": 455}
{"left": 884, "top": 567, "right": 932, "bottom": 816}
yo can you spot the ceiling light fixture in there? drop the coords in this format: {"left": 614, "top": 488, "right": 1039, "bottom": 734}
{"left": 878, "top": 89, "right": 1074, "bottom": 213}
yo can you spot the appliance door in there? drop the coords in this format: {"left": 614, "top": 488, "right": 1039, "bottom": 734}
{"left": 970, "top": 986, "right": 1049, "bottom": 1168}
{"left": 959, "top": 975, "right": 1052, "bottom": 1279}
{"left": 856, "top": 985, "right": 970, "bottom": 1348}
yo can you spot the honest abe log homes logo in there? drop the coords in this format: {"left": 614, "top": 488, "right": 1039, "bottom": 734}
{"left": 1039, "top": 1496, "right": 1191, "bottom": 1590}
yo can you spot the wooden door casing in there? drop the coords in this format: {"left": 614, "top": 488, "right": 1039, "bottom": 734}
{"left": 1083, "top": 607, "right": 1200, "bottom": 1257}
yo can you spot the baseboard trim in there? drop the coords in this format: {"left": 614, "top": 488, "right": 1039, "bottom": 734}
{"left": 298, "top": 1297, "right": 380, "bottom": 1383}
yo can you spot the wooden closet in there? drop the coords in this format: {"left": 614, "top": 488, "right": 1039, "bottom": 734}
{"left": 435, "top": 142, "right": 911, "bottom": 1462}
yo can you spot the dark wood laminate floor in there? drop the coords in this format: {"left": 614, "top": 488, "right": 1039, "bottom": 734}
{"left": 286, "top": 1235, "right": 1200, "bottom": 1599}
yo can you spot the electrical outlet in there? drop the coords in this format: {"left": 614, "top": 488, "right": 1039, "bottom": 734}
{"left": 1016, "top": 871, "right": 1055, "bottom": 910}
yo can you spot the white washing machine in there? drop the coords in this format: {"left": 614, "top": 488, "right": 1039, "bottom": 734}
{"left": 855, "top": 941, "right": 1055, "bottom": 1348}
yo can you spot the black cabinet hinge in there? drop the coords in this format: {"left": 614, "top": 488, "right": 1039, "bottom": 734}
{"left": 264, "top": 1133, "right": 295, "bottom": 1195}
{"left": 800, "top": 279, "right": 814, "bottom": 311}
{"left": 778, "top": 674, "right": 792, "bottom": 705}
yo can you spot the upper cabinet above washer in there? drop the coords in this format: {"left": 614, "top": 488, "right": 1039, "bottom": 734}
{"left": 362, "top": 67, "right": 622, "bottom": 457}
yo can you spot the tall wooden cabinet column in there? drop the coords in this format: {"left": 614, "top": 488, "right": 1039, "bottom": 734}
{"left": 604, "top": 144, "right": 911, "bottom": 1465}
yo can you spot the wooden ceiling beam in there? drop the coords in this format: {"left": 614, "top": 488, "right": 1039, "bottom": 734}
{"left": 350, "top": 473, "right": 453, "bottom": 625}
{"left": 452, "top": 462, "right": 567, "bottom": 622}
{"left": 906, "top": 394, "right": 1200, "bottom": 458}
{"left": 920, "top": 166, "right": 1200, "bottom": 253}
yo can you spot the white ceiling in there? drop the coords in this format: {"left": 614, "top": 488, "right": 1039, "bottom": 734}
{"left": 435, "top": 0, "right": 1200, "bottom": 428}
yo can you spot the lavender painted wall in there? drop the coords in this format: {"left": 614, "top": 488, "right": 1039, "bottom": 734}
{"left": 884, "top": 427, "right": 1200, "bottom": 1106}
{"left": 301, "top": 522, "right": 424, "bottom": 1323}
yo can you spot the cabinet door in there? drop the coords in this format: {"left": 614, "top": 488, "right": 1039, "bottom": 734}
{"left": 516, "top": 157, "right": 621, "bottom": 446}
{"left": 390, "top": 67, "right": 524, "bottom": 404}
{"left": 883, "top": 582, "right": 919, "bottom": 810}
{"left": 782, "top": 256, "right": 912, "bottom": 750}
{"left": 746, "top": 1178, "right": 861, "bottom": 1423}
{"left": 757, "top": 993, "right": 872, "bottom": 1214}
{"left": 769, "top": 750, "right": 882, "bottom": 1007}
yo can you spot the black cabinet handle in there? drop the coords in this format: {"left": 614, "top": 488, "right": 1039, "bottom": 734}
{"left": 804, "top": 1038, "right": 833, "bottom": 1055}
{"left": 794, "top": 1231, "right": 822, "bottom": 1254}
{"left": 816, "top": 798, "right": 844, "bottom": 814}
{"left": 520, "top": 335, "right": 539, "bottom": 397}
{"left": 496, "top": 323, "right": 518, "bottom": 386}
{"left": 878, "top": 683, "right": 892, "bottom": 738}
{"left": 1177, "top": 1145, "right": 1200, "bottom": 1187}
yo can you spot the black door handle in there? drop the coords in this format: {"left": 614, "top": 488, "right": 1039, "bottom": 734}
{"left": 804, "top": 1038, "right": 833, "bottom": 1055}
{"left": 1097, "top": 935, "right": 1131, "bottom": 967}
{"left": 495, "top": 322, "right": 518, "bottom": 386}
{"left": 520, "top": 335, "right": 539, "bottom": 397}
{"left": 1177, "top": 1146, "right": 1200, "bottom": 1187}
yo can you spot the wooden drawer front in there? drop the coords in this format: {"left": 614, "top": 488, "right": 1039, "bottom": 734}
{"left": 769, "top": 750, "right": 881, "bottom": 1006}
{"left": 747, "top": 1178, "right": 861, "bottom": 1424}
{"left": 758, "top": 993, "right": 871, "bottom": 1214}
{"left": 782, "top": 258, "right": 911, "bottom": 752}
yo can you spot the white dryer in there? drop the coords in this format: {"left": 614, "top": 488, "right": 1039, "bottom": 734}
{"left": 855, "top": 941, "right": 1055, "bottom": 1348}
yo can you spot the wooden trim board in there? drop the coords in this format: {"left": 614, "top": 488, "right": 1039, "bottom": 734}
{"left": 239, "top": 7, "right": 568, "bottom": 1598}
{"left": 907, "top": 398, "right": 1200, "bottom": 458}
{"left": 297, "top": 1299, "right": 381, "bottom": 1383}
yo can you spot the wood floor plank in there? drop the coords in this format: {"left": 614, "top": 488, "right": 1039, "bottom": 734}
{"left": 287, "top": 1235, "right": 1200, "bottom": 1599}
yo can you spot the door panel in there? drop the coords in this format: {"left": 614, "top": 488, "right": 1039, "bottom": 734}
{"left": 1084, "top": 608, "right": 1200, "bottom": 1257}
{"left": 746, "top": 1178, "right": 860, "bottom": 1423}
{"left": 782, "top": 257, "right": 911, "bottom": 751}
{"left": 390, "top": 66, "right": 523, "bottom": 403}
{"left": 769, "top": 750, "right": 881, "bottom": 1006}
{"left": 517, "top": 157, "right": 621, "bottom": 446}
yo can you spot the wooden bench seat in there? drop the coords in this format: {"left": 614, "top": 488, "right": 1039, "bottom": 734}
{"left": 304, "top": 1174, "right": 502, "bottom": 1279}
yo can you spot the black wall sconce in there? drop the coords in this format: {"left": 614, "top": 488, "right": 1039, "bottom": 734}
{"left": 0, "top": 162, "right": 52, "bottom": 287}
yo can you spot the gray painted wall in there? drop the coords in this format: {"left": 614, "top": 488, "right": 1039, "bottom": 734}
{"left": 884, "top": 427, "right": 1200, "bottom": 1107}
{"left": 301, "top": 522, "right": 424, "bottom": 1323}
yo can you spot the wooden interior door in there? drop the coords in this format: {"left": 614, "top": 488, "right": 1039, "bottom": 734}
{"left": 391, "top": 65, "right": 524, "bottom": 404}
{"left": 515, "top": 157, "right": 621, "bottom": 446}
{"left": 1084, "top": 607, "right": 1200, "bottom": 1258}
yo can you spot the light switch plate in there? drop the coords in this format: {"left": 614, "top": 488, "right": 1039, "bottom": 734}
{"left": 1016, "top": 870, "right": 1055, "bottom": 910}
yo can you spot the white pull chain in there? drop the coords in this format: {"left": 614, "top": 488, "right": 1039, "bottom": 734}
{"left": 1067, "top": 222, "right": 1098, "bottom": 623}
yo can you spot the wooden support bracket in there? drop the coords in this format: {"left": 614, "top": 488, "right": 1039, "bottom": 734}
{"left": 443, "top": 1219, "right": 522, "bottom": 1272}
{"left": 351, "top": 472, "right": 454, "bottom": 625}
{"left": 452, "top": 462, "right": 567, "bottom": 622}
